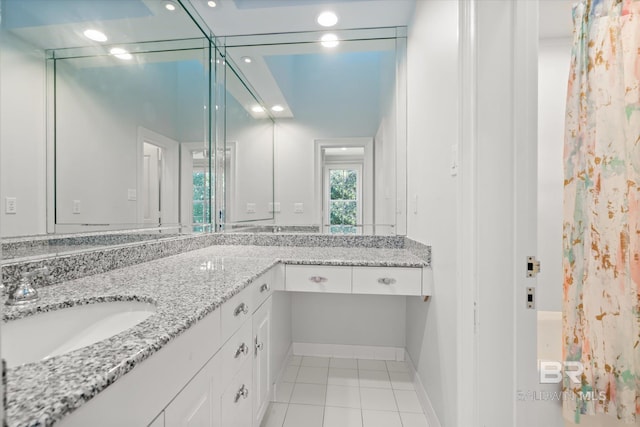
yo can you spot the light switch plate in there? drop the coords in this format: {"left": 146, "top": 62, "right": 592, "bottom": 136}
{"left": 294, "top": 203, "right": 304, "bottom": 213}
{"left": 127, "top": 189, "right": 137, "bottom": 201}
{"left": 5, "top": 197, "right": 16, "bottom": 214}
{"left": 268, "top": 202, "right": 282, "bottom": 213}
{"left": 246, "top": 203, "right": 256, "bottom": 214}
{"left": 72, "top": 200, "right": 81, "bottom": 214}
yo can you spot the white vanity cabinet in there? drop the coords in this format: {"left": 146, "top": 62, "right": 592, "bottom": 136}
{"left": 164, "top": 352, "right": 221, "bottom": 427}
{"left": 284, "top": 264, "right": 428, "bottom": 296}
{"left": 252, "top": 296, "right": 272, "bottom": 427}
{"left": 285, "top": 265, "right": 352, "bottom": 293}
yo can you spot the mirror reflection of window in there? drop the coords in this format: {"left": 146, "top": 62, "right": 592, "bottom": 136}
{"left": 191, "top": 150, "right": 210, "bottom": 232}
{"left": 328, "top": 167, "right": 361, "bottom": 235}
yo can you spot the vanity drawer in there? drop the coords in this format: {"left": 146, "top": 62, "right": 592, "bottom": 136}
{"left": 352, "top": 267, "right": 422, "bottom": 296}
{"left": 285, "top": 265, "right": 351, "bottom": 293}
{"left": 221, "top": 287, "right": 252, "bottom": 344}
{"left": 220, "top": 359, "right": 253, "bottom": 427}
{"left": 251, "top": 269, "right": 274, "bottom": 313}
{"left": 220, "top": 320, "right": 253, "bottom": 388}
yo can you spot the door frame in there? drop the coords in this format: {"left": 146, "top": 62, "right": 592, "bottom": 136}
{"left": 314, "top": 138, "right": 373, "bottom": 233}
{"left": 136, "top": 127, "right": 179, "bottom": 226}
{"left": 457, "top": 1, "right": 539, "bottom": 426}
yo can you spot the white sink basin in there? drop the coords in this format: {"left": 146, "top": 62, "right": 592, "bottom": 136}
{"left": 2, "top": 301, "right": 156, "bottom": 368}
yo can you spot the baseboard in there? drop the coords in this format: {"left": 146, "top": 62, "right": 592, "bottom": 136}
{"left": 405, "top": 349, "right": 442, "bottom": 427}
{"left": 270, "top": 343, "right": 294, "bottom": 410}
{"left": 292, "top": 342, "right": 405, "bottom": 361}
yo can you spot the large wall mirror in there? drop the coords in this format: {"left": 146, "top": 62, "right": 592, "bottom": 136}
{"left": 0, "top": 0, "right": 216, "bottom": 240}
{"left": 1, "top": 0, "right": 406, "bottom": 261}
{"left": 220, "top": 27, "right": 407, "bottom": 235}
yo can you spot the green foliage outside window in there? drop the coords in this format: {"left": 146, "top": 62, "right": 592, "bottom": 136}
{"left": 193, "top": 170, "right": 210, "bottom": 231}
{"left": 329, "top": 169, "right": 358, "bottom": 234}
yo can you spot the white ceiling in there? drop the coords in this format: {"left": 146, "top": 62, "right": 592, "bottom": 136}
{"left": 191, "top": 0, "right": 416, "bottom": 36}
{"left": 190, "top": 0, "right": 574, "bottom": 40}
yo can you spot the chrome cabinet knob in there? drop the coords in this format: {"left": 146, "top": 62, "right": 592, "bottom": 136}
{"left": 377, "top": 277, "right": 397, "bottom": 285}
{"left": 309, "top": 276, "right": 328, "bottom": 283}
{"left": 234, "top": 342, "right": 249, "bottom": 358}
{"left": 234, "top": 302, "right": 249, "bottom": 316}
{"left": 260, "top": 283, "right": 270, "bottom": 293}
{"left": 234, "top": 385, "right": 249, "bottom": 403}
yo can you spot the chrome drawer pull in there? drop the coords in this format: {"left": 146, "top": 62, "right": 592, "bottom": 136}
{"left": 234, "top": 384, "right": 249, "bottom": 403}
{"left": 235, "top": 342, "right": 249, "bottom": 358}
{"left": 255, "top": 335, "right": 264, "bottom": 353}
{"left": 377, "top": 277, "right": 397, "bottom": 285}
{"left": 234, "top": 302, "right": 249, "bottom": 316}
{"left": 309, "top": 276, "right": 328, "bottom": 283}
{"left": 260, "top": 283, "right": 270, "bottom": 293}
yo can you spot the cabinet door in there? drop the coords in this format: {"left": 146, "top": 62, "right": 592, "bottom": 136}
{"left": 252, "top": 297, "right": 272, "bottom": 427}
{"left": 165, "top": 354, "right": 219, "bottom": 427}
{"left": 221, "top": 360, "right": 253, "bottom": 427}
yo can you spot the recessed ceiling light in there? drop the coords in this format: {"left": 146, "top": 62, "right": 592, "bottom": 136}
{"left": 207, "top": 0, "right": 217, "bottom": 7}
{"left": 271, "top": 105, "right": 284, "bottom": 112}
{"left": 241, "top": 56, "right": 252, "bottom": 64}
{"left": 110, "top": 47, "right": 133, "bottom": 60}
{"left": 321, "top": 33, "right": 339, "bottom": 48}
{"left": 83, "top": 29, "right": 107, "bottom": 42}
{"left": 164, "top": 1, "right": 177, "bottom": 11}
{"left": 251, "top": 105, "right": 265, "bottom": 113}
{"left": 317, "top": 11, "right": 338, "bottom": 27}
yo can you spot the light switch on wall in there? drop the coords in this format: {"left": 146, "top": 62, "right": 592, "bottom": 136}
{"left": 72, "top": 200, "right": 81, "bottom": 214}
{"left": 127, "top": 189, "right": 137, "bottom": 201}
{"left": 5, "top": 197, "right": 16, "bottom": 214}
{"left": 268, "top": 202, "right": 282, "bottom": 213}
{"left": 294, "top": 203, "right": 304, "bottom": 213}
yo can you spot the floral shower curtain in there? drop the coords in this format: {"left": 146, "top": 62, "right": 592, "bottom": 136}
{"left": 563, "top": 0, "right": 640, "bottom": 423}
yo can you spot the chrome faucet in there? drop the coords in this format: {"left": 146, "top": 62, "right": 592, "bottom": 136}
{"left": 5, "top": 267, "right": 50, "bottom": 306}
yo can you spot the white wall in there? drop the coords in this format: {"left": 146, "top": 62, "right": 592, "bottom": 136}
{"left": 404, "top": 1, "right": 459, "bottom": 426}
{"left": 273, "top": 121, "right": 319, "bottom": 225}
{"left": 55, "top": 58, "right": 185, "bottom": 225}
{"left": 0, "top": 33, "right": 47, "bottom": 237}
{"left": 374, "top": 82, "right": 398, "bottom": 233}
{"left": 291, "top": 293, "right": 406, "bottom": 347}
{"left": 538, "top": 38, "right": 570, "bottom": 312}
{"left": 226, "top": 115, "right": 274, "bottom": 222}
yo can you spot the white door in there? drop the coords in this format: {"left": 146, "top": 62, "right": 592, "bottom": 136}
{"left": 467, "top": 1, "right": 541, "bottom": 426}
{"left": 252, "top": 297, "right": 272, "bottom": 427}
{"left": 143, "top": 142, "right": 162, "bottom": 225}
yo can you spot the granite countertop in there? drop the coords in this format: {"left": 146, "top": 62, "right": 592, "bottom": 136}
{"left": 4, "top": 245, "right": 428, "bottom": 427}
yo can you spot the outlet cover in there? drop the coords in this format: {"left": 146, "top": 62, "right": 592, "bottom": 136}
{"left": 72, "top": 200, "right": 81, "bottom": 214}
{"left": 274, "top": 202, "right": 281, "bottom": 213}
{"left": 294, "top": 203, "right": 304, "bottom": 213}
{"left": 127, "top": 189, "right": 137, "bottom": 201}
{"left": 246, "top": 203, "right": 256, "bottom": 214}
{"left": 5, "top": 197, "right": 16, "bottom": 214}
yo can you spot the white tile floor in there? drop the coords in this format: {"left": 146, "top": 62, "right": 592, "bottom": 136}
{"left": 261, "top": 356, "right": 429, "bottom": 427}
